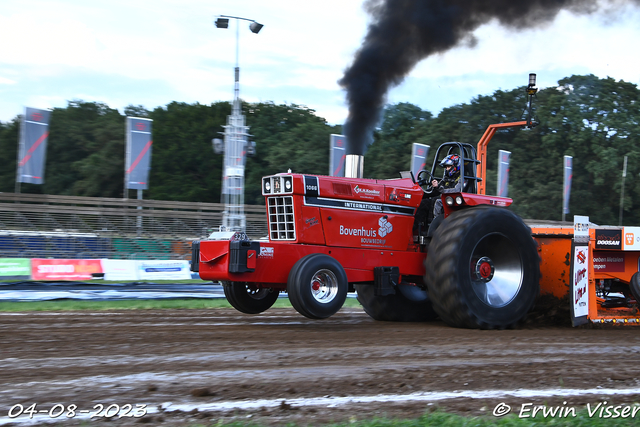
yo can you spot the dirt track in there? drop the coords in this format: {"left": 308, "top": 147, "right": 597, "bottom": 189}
{"left": 2, "top": 306, "right": 640, "bottom": 426}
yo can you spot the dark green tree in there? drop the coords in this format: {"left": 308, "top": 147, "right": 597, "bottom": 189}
{"left": 147, "top": 101, "right": 228, "bottom": 202}
{"left": 124, "top": 105, "right": 150, "bottom": 118}
{"left": 43, "top": 101, "right": 125, "bottom": 197}
{"left": 243, "top": 102, "right": 336, "bottom": 204}
{"left": 0, "top": 118, "right": 20, "bottom": 192}
{"left": 1, "top": 74, "right": 638, "bottom": 227}
{"left": 364, "top": 102, "right": 433, "bottom": 178}
{"left": 401, "top": 75, "right": 640, "bottom": 225}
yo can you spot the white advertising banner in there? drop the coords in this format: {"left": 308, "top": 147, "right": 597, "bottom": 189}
{"left": 136, "top": 260, "right": 191, "bottom": 281}
{"left": 572, "top": 246, "right": 589, "bottom": 318}
{"left": 573, "top": 215, "right": 590, "bottom": 241}
{"left": 17, "top": 107, "right": 51, "bottom": 185}
{"left": 497, "top": 150, "right": 511, "bottom": 197}
{"left": 410, "top": 143, "right": 430, "bottom": 178}
{"left": 125, "top": 117, "right": 153, "bottom": 190}
{"left": 571, "top": 215, "right": 590, "bottom": 326}
{"left": 329, "top": 134, "right": 347, "bottom": 177}
{"left": 101, "top": 260, "right": 139, "bottom": 281}
{"left": 623, "top": 227, "right": 640, "bottom": 251}
{"left": 563, "top": 156, "right": 573, "bottom": 215}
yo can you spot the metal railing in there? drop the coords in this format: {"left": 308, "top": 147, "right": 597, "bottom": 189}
{"left": 0, "top": 193, "right": 268, "bottom": 259}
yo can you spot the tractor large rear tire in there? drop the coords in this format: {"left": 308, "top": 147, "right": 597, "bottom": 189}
{"left": 355, "top": 283, "right": 438, "bottom": 322}
{"left": 222, "top": 282, "right": 280, "bottom": 314}
{"left": 630, "top": 272, "right": 640, "bottom": 305}
{"left": 287, "top": 254, "right": 348, "bottom": 319}
{"left": 424, "top": 206, "right": 540, "bottom": 329}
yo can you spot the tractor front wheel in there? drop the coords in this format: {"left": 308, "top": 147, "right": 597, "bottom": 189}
{"left": 424, "top": 206, "right": 540, "bottom": 329}
{"left": 222, "top": 282, "right": 280, "bottom": 314}
{"left": 287, "top": 254, "right": 348, "bottom": 319}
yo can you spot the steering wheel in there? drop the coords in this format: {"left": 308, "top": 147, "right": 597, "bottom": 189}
{"left": 416, "top": 170, "right": 437, "bottom": 195}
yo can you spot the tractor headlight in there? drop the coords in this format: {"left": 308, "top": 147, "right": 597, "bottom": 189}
{"left": 445, "top": 195, "right": 464, "bottom": 206}
{"left": 262, "top": 175, "right": 294, "bottom": 196}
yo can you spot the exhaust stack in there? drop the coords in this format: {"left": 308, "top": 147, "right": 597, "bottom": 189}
{"left": 345, "top": 154, "right": 364, "bottom": 178}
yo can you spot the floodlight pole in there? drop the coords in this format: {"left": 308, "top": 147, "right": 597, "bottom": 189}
{"left": 215, "top": 15, "right": 263, "bottom": 233}
{"left": 619, "top": 155, "right": 628, "bottom": 226}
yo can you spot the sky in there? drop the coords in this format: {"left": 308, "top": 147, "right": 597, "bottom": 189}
{"left": 1, "top": 0, "right": 640, "bottom": 125}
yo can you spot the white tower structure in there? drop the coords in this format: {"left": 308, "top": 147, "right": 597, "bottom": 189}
{"left": 221, "top": 82, "right": 248, "bottom": 232}
{"left": 214, "top": 15, "right": 263, "bottom": 232}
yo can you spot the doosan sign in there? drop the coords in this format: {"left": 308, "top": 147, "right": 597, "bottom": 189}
{"left": 594, "top": 229, "right": 622, "bottom": 250}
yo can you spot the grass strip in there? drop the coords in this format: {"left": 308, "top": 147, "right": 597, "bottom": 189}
{"left": 209, "top": 408, "right": 640, "bottom": 427}
{"left": 0, "top": 296, "right": 363, "bottom": 312}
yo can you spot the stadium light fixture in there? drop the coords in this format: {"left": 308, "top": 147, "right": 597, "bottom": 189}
{"left": 249, "top": 22, "right": 263, "bottom": 33}
{"left": 215, "top": 17, "right": 229, "bottom": 28}
{"left": 215, "top": 15, "right": 264, "bottom": 34}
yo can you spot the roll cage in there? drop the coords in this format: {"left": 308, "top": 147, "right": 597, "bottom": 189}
{"left": 429, "top": 142, "right": 480, "bottom": 194}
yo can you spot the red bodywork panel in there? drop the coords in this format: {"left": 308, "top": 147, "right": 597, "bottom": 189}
{"left": 198, "top": 240, "right": 426, "bottom": 289}
{"left": 442, "top": 193, "right": 512, "bottom": 216}
{"left": 198, "top": 173, "right": 426, "bottom": 287}
{"left": 197, "top": 174, "right": 515, "bottom": 287}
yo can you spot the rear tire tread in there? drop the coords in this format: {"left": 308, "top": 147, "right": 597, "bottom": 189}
{"left": 355, "top": 284, "right": 438, "bottom": 322}
{"left": 425, "top": 206, "right": 540, "bottom": 329}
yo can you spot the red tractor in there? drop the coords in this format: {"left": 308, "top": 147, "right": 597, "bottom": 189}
{"left": 193, "top": 73, "right": 640, "bottom": 327}
{"left": 192, "top": 119, "right": 542, "bottom": 329}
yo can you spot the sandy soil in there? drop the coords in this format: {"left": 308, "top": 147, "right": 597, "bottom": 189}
{"left": 1, "top": 306, "right": 640, "bottom": 426}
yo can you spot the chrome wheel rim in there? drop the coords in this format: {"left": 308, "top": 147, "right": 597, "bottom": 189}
{"left": 309, "top": 269, "right": 339, "bottom": 304}
{"left": 470, "top": 233, "right": 522, "bottom": 308}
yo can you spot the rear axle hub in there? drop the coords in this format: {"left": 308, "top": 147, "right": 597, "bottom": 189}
{"left": 474, "top": 257, "right": 495, "bottom": 282}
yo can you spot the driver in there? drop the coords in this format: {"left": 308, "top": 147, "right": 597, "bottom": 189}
{"left": 432, "top": 154, "right": 462, "bottom": 217}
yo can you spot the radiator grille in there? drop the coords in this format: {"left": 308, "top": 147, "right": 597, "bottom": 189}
{"left": 267, "top": 196, "right": 295, "bottom": 240}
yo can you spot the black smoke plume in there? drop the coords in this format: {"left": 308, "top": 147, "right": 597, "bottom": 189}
{"left": 339, "top": 0, "right": 639, "bottom": 155}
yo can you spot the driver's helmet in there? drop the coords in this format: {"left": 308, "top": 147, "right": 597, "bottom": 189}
{"left": 439, "top": 154, "right": 460, "bottom": 177}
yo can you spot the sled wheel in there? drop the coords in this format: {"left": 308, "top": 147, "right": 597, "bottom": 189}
{"left": 355, "top": 283, "right": 438, "bottom": 322}
{"left": 630, "top": 272, "right": 640, "bottom": 305}
{"left": 424, "top": 206, "right": 540, "bottom": 329}
{"left": 287, "top": 254, "right": 348, "bottom": 319}
{"left": 222, "top": 282, "right": 279, "bottom": 314}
